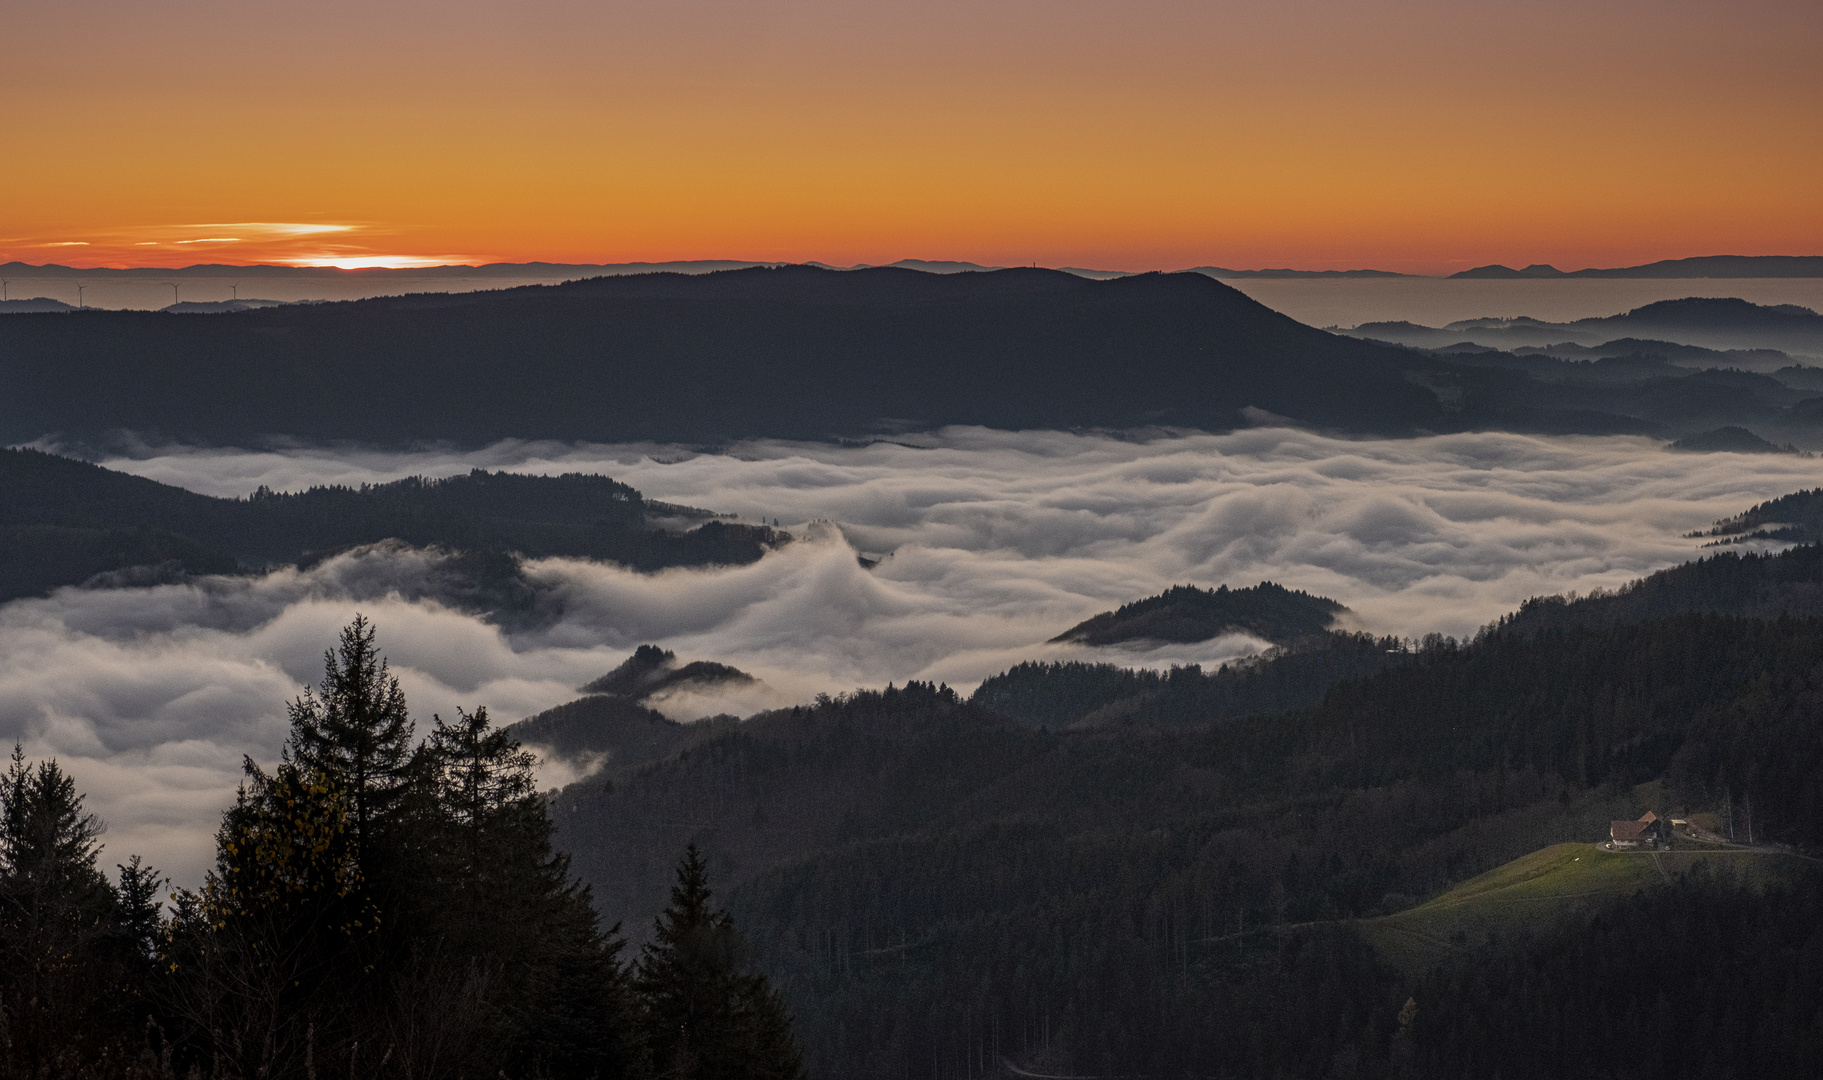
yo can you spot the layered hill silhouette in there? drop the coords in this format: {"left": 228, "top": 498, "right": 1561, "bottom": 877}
{"left": 1347, "top": 297, "right": 1823, "bottom": 357}
{"left": 13, "top": 266, "right": 1823, "bottom": 446}
{"left": 0, "top": 447, "right": 783, "bottom": 602}
{"left": 0, "top": 265, "right": 1497, "bottom": 446}
{"left": 1451, "top": 255, "right": 1823, "bottom": 278}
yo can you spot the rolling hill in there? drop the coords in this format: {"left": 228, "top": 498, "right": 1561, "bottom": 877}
{"left": 0, "top": 447, "right": 784, "bottom": 602}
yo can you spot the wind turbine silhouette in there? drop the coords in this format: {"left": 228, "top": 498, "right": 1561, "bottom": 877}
{"left": 77, "top": 284, "right": 86, "bottom": 309}
{"left": 229, "top": 281, "right": 239, "bottom": 301}
{"left": 165, "top": 283, "right": 180, "bottom": 306}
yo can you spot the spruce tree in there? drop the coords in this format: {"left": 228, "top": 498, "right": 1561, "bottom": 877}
{"left": 636, "top": 845, "right": 803, "bottom": 1080}
{"left": 284, "top": 613, "right": 414, "bottom": 861}
{"left": 168, "top": 759, "right": 376, "bottom": 1080}
{"left": 415, "top": 707, "right": 645, "bottom": 1079}
{"left": 0, "top": 746, "right": 137, "bottom": 1070}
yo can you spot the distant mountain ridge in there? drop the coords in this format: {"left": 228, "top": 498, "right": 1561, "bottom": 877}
{"left": 12, "top": 266, "right": 1823, "bottom": 449}
{"left": 0, "top": 259, "right": 1414, "bottom": 281}
{"left": 1342, "top": 297, "right": 1823, "bottom": 376}
{"left": 1453, "top": 255, "right": 1823, "bottom": 278}
{"left": 0, "top": 265, "right": 1462, "bottom": 445}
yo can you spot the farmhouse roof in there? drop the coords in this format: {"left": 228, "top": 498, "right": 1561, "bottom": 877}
{"left": 1611, "top": 820, "right": 1651, "bottom": 842}
{"left": 1638, "top": 811, "right": 1658, "bottom": 824}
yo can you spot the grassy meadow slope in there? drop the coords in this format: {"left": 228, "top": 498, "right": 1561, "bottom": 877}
{"left": 1360, "top": 841, "right": 1811, "bottom": 976}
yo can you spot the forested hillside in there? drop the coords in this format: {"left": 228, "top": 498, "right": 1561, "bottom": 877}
{"left": 0, "top": 447, "right": 783, "bottom": 601}
{"left": 11, "top": 265, "right": 1794, "bottom": 448}
{"left": 10, "top": 545, "right": 1821, "bottom": 1077}
{"left": 544, "top": 547, "right": 1823, "bottom": 1078}
{"left": 1049, "top": 581, "right": 1347, "bottom": 647}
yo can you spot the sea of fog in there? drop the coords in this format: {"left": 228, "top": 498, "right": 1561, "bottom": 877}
{"left": 9, "top": 426, "right": 1823, "bottom": 884}
{"left": 10, "top": 271, "right": 1823, "bottom": 327}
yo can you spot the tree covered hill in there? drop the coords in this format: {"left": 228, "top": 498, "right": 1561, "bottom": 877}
{"left": 0, "top": 264, "right": 1681, "bottom": 447}
{"left": 1694, "top": 487, "right": 1823, "bottom": 544}
{"left": 0, "top": 447, "right": 784, "bottom": 602}
{"left": 1049, "top": 581, "right": 1348, "bottom": 647}
{"left": 541, "top": 539, "right": 1823, "bottom": 1077}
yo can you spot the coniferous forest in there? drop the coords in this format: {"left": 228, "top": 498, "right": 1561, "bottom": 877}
{"left": 8, "top": 546, "right": 1823, "bottom": 1078}
{"left": 0, "top": 617, "right": 801, "bottom": 1080}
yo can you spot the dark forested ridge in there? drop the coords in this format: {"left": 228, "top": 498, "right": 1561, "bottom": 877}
{"left": 972, "top": 630, "right": 1405, "bottom": 730}
{"left": 12, "top": 266, "right": 1823, "bottom": 447}
{"left": 579, "top": 644, "right": 757, "bottom": 701}
{"left": 4, "top": 264, "right": 1776, "bottom": 448}
{"left": 1050, "top": 581, "right": 1347, "bottom": 647}
{"left": 1695, "top": 486, "right": 1823, "bottom": 544}
{"left": 0, "top": 266, "right": 1450, "bottom": 444}
{"left": 535, "top": 540, "right": 1823, "bottom": 1079}
{"left": 0, "top": 447, "right": 784, "bottom": 602}
{"left": 1493, "top": 540, "right": 1823, "bottom": 633}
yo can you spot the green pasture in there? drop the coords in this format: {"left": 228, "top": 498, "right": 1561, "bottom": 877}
{"left": 1357, "top": 841, "right": 1802, "bottom": 976}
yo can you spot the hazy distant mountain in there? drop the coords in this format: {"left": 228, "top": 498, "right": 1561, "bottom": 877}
{"left": 1189, "top": 266, "right": 1409, "bottom": 278}
{"left": 0, "top": 259, "right": 767, "bottom": 279}
{"left": 1345, "top": 297, "right": 1823, "bottom": 360}
{"left": 0, "top": 265, "right": 1470, "bottom": 446}
{"left": 0, "top": 297, "right": 76, "bottom": 312}
{"left": 1453, "top": 255, "right": 1823, "bottom": 278}
{"left": 1668, "top": 426, "right": 1793, "bottom": 454}
{"left": 1451, "top": 263, "right": 1571, "bottom": 279}
{"left": 15, "top": 267, "right": 1823, "bottom": 449}
{"left": 161, "top": 299, "right": 292, "bottom": 313}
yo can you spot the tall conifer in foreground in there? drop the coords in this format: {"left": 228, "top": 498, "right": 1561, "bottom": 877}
{"left": 168, "top": 759, "right": 373, "bottom": 1079}
{"left": 284, "top": 613, "right": 414, "bottom": 863}
{"left": 412, "top": 706, "right": 646, "bottom": 1079}
{"left": 636, "top": 845, "right": 803, "bottom": 1080}
{"left": 0, "top": 746, "right": 153, "bottom": 1074}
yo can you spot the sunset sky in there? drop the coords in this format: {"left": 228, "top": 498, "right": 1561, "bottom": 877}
{"left": 5, "top": 0, "right": 1819, "bottom": 273}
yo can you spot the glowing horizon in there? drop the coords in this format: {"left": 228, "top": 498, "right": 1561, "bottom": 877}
{"left": 6, "top": 0, "right": 1819, "bottom": 274}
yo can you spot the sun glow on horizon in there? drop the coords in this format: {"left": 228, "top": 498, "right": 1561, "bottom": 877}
{"left": 284, "top": 255, "right": 469, "bottom": 270}
{"left": 3, "top": 2, "right": 1819, "bottom": 271}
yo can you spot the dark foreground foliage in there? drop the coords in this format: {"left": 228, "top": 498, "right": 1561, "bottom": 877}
{"left": 0, "top": 617, "right": 801, "bottom": 1080}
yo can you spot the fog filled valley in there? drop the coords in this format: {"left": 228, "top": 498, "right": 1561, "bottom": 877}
{"left": 5, "top": 270, "right": 1823, "bottom": 1079}
{"left": 11, "top": 426, "right": 1823, "bottom": 883}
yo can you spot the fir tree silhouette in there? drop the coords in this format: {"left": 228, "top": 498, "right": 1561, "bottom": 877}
{"left": 637, "top": 845, "right": 803, "bottom": 1080}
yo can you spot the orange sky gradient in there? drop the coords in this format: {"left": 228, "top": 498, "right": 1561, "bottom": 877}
{"left": 4, "top": 0, "right": 1820, "bottom": 274}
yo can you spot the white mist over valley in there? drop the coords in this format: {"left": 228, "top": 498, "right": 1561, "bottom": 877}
{"left": 5, "top": 425, "right": 1822, "bottom": 883}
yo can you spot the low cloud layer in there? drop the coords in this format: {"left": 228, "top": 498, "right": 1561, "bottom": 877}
{"left": 9, "top": 426, "right": 1823, "bottom": 884}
